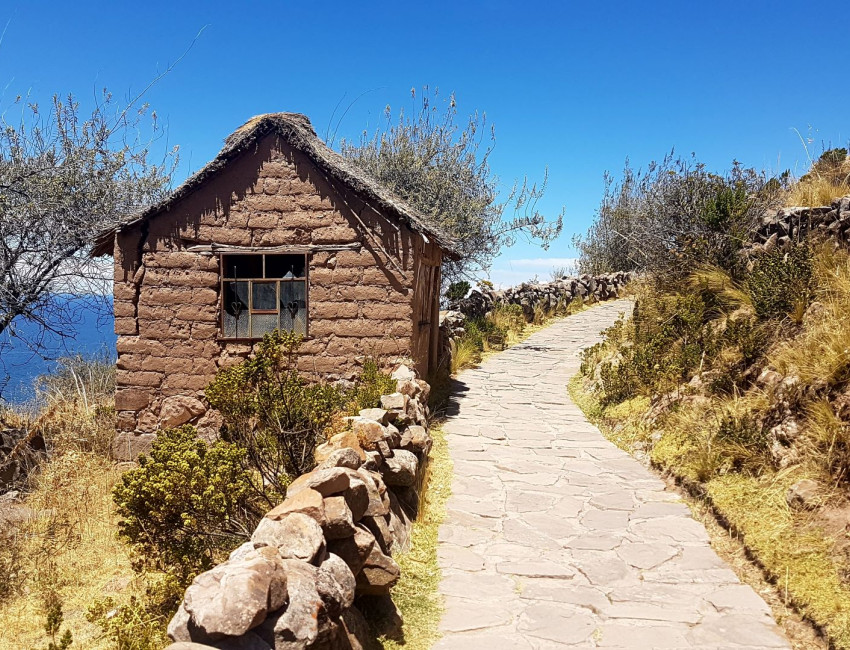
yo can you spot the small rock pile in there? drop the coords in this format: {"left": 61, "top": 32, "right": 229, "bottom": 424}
{"left": 449, "top": 272, "right": 633, "bottom": 322}
{"left": 0, "top": 427, "right": 46, "bottom": 492}
{"left": 165, "top": 365, "right": 433, "bottom": 650}
{"left": 748, "top": 195, "right": 850, "bottom": 256}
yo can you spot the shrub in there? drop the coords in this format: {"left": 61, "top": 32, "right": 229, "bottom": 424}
{"left": 86, "top": 595, "right": 168, "bottom": 650}
{"left": 575, "top": 154, "right": 780, "bottom": 277}
{"left": 445, "top": 280, "right": 471, "bottom": 302}
{"left": 112, "top": 426, "right": 257, "bottom": 582}
{"left": 39, "top": 591, "right": 73, "bottom": 650}
{"left": 206, "top": 330, "right": 348, "bottom": 500}
{"left": 489, "top": 303, "right": 525, "bottom": 335}
{"left": 351, "top": 357, "right": 397, "bottom": 412}
{"left": 747, "top": 245, "right": 815, "bottom": 320}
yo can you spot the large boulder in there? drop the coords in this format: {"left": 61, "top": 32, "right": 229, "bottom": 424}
{"left": 286, "top": 467, "right": 350, "bottom": 498}
{"left": 251, "top": 513, "right": 325, "bottom": 562}
{"left": 175, "top": 547, "right": 287, "bottom": 641}
{"left": 381, "top": 450, "right": 418, "bottom": 487}
{"left": 265, "top": 488, "right": 325, "bottom": 525}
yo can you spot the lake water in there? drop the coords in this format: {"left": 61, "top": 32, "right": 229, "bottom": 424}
{"left": 0, "top": 298, "right": 116, "bottom": 404}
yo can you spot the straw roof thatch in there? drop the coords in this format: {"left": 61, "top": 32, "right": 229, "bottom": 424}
{"left": 92, "top": 112, "right": 458, "bottom": 257}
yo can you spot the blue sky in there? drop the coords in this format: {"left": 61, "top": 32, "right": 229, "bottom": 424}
{"left": 1, "top": 0, "right": 849, "bottom": 286}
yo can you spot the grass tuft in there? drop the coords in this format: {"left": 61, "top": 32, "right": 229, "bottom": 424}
{"left": 380, "top": 426, "right": 452, "bottom": 650}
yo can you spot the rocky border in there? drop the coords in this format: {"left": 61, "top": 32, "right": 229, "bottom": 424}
{"left": 747, "top": 195, "right": 850, "bottom": 257}
{"left": 165, "top": 365, "right": 433, "bottom": 650}
{"left": 448, "top": 272, "right": 633, "bottom": 322}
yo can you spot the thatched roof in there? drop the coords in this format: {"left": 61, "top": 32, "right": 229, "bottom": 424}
{"left": 92, "top": 112, "right": 458, "bottom": 257}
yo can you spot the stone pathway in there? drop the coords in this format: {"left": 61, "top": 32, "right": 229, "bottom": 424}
{"left": 435, "top": 300, "right": 790, "bottom": 649}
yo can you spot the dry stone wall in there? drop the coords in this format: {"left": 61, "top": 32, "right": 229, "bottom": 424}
{"left": 165, "top": 365, "right": 432, "bottom": 650}
{"left": 448, "top": 271, "right": 633, "bottom": 322}
{"left": 747, "top": 195, "right": 850, "bottom": 256}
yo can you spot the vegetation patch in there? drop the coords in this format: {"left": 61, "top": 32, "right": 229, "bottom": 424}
{"left": 379, "top": 425, "right": 452, "bottom": 650}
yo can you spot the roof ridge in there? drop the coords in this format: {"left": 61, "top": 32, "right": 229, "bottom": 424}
{"left": 93, "top": 113, "right": 458, "bottom": 258}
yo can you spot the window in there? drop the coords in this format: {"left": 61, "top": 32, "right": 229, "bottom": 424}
{"left": 221, "top": 253, "right": 307, "bottom": 338}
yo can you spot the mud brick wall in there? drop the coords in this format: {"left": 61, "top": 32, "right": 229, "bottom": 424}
{"left": 112, "top": 133, "right": 442, "bottom": 457}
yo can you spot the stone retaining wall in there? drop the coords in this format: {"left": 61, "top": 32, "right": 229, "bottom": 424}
{"left": 748, "top": 195, "right": 850, "bottom": 256}
{"left": 165, "top": 365, "right": 432, "bottom": 650}
{"left": 438, "top": 272, "right": 633, "bottom": 369}
{"left": 448, "top": 271, "right": 632, "bottom": 322}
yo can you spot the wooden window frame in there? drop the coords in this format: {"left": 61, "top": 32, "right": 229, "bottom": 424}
{"left": 219, "top": 252, "right": 309, "bottom": 340}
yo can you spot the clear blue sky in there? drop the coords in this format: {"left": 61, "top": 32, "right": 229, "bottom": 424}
{"left": 2, "top": 0, "right": 849, "bottom": 286}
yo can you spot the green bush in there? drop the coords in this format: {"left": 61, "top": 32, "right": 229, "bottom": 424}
{"left": 206, "top": 330, "right": 348, "bottom": 500}
{"left": 445, "top": 281, "right": 471, "bottom": 302}
{"left": 112, "top": 426, "right": 257, "bottom": 581}
{"left": 747, "top": 245, "right": 815, "bottom": 320}
{"left": 351, "top": 357, "right": 397, "bottom": 411}
{"left": 86, "top": 594, "right": 168, "bottom": 650}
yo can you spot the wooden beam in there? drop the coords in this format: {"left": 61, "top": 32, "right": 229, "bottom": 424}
{"left": 184, "top": 243, "right": 361, "bottom": 254}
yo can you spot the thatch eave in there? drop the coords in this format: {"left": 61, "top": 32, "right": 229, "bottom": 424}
{"left": 91, "top": 112, "right": 460, "bottom": 260}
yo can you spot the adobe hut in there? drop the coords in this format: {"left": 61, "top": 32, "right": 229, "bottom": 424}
{"left": 93, "top": 113, "right": 457, "bottom": 456}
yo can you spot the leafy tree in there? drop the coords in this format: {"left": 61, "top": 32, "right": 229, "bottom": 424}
{"left": 113, "top": 426, "right": 257, "bottom": 581}
{"left": 0, "top": 92, "right": 176, "bottom": 396}
{"left": 340, "top": 87, "right": 563, "bottom": 282}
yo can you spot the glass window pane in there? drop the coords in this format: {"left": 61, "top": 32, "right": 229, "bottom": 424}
{"left": 223, "top": 254, "right": 262, "bottom": 279}
{"left": 223, "top": 281, "right": 249, "bottom": 338}
{"left": 280, "top": 281, "right": 307, "bottom": 336}
{"left": 252, "top": 282, "right": 278, "bottom": 311}
{"left": 251, "top": 313, "right": 278, "bottom": 338}
{"left": 266, "top": 254, "right": 305, "bottom": 279}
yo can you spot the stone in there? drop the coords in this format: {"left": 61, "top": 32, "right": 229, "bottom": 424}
{"left": 111, "top": 431, "right": 157, "bottom": 461}
{"left": 323, "top": 495, "right": 357, "bottom": 539}
{"left": 181, "top": 548, "right": 287, "bottom": 640}
{"left": 317, "top": 447, "right": 363, "bottom": 471}
{"left": 391, "top": 364, "right": 416, "bottom": 382}
{"left": 380, "top": 392, "right": 407, "bottom": 412}
{"left": 350, "top": 417, "right": 387, "bottom": 450}
{"left": 381, "top": 449, "right": 418, "bottom": 487}
{"left": 164, "top": 643, "right": 220, "bottom": 650}
{"left": 159, "top": 395, "right": 207, "bottom": 428}
{"left": 342, "top": 473, "right": 370, "bottom": 521}
{"left": 786, "top": 479, "right": 819, "bottom": 509}
{"left": 251, "top": 513, "right": 324, "bottom": 562}
{"left": 264, "top": 559, "right": 324, "bottom": 648}
{"left": 341, "top": 606, "right": 380, "bottom": 650}
{"left": 400, "top": 425, "right": 432, "bottom": 455}
{"left": 387, "top": 491, "right": 413, "bottom": 551}
{"left": 327, "top": 525, "right": 376, "bottom": 575}
{"left": 358, "top": 408, "right": 391, "bottom": 425}
{"left": 355, "top": 544, "right": 400, "bottom": 595}
{"left": 228, "top": 541, "right": 256, "bottom": 562}
{"left": 317, "top": 553, "right": 357, "bottom": 615}
{"left": 356, "top": 470, "right": 390, "bottom": 517}
{"left": 167, "top": 602, "right": 193, "bottom": 642}
{"left": 315, "top": 431, "right": 366, "bottom": 463}
{"left": 265, "top": 488, "right": 325, "bottom": 525}
{"left": 286, "top": 467, "right": 350, "bottom": 498}
{"left": 360, "top": 513, "right": 394, "bottom": 554}
{"left": 376, "top": 439, "right": 394, "bottom": 458}
{"left": 396, "top": 379, "right": 421, "bottom": 400}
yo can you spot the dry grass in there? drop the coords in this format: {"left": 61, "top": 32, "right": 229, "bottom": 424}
{"left": 0, "top": 356, "right": 150, "bottom": 649}
{"left": 380, "top": 425, "right": 452, "bottom": 650}
{"left": 771, "top": 245, "right": 850, "bottom": 386}
{"left": 786, "top": 175, "right": 850, "bottom": 208}
{"left": 0, "top": 451, "right": 144, "bottom": 650}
